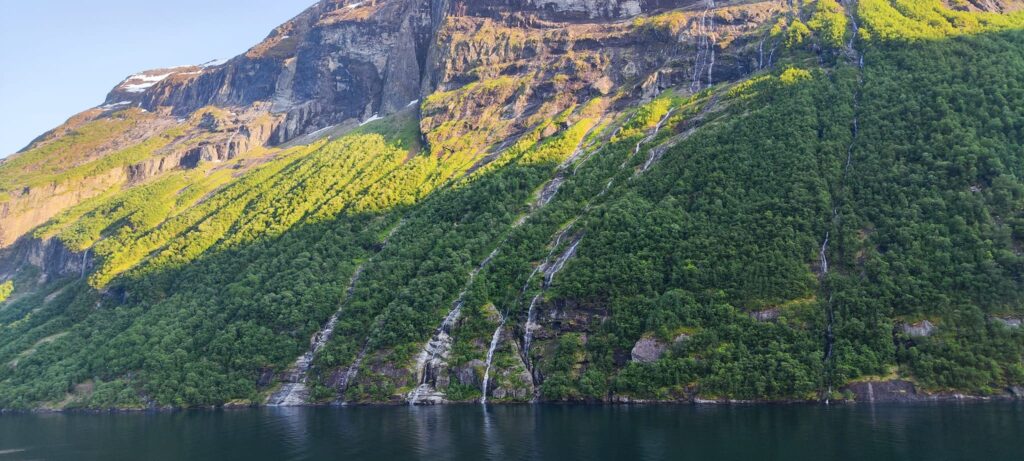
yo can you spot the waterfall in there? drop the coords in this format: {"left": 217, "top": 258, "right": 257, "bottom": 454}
{"left": 758, "top": 37, "right": 765, "bottom": 70}
{"left": 707, "top": 39, "right": 716, "bottom": 87}
{"left": 335, "top": 343, "right": 369, "bottom": 400}
{"left": 544, "top": 238, "right": 581, "bottom": 288}
{"left": 408, "top": 248, "right": 500, "bottom": 405}
{"left": 525, "top": 120, "right": 605, "bottom": 219}
{"left": 516, "top": 226, "right": 572, "bottom": 367}
{"left": 690, "top": 1, "right": 716, "bottom": 93}
{"left": 822, "top": 0, "right": 866, "bottom": 404}
{"left": 819, "top": 232, "right": 830, "bottom": 276}
{"left": 867, "top": 382, "right": 875, "bottom": 404}
{"left": 267, "top": 266, "right": 365, "bottom": 406}
{"left": 638, "top": 108, "right": 678, "bottom": 172}
{"left": 480, "top": 316, "right": 505, "bottom": 404}
{"left": 268, "top": 220, "right": 404, "bottom": 406}
{"left": 522, "top": 294, "right": 542, "bottom": 365}
{"left": 517, "top": 229, "right": 583, "bottom": 377}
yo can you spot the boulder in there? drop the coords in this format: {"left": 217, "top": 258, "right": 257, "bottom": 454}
{"left": 750, "top": 308, "right": 780, "bottom": 322}
{"left": 901, "top": 320, "right": 936, "bottom": 338}
{"left": 631, "top": 337, "right": 667, "bottom": 363}
{"left": 993, "top": 317, "right": 1022, "bottom": 329}
{"left": 453, "top": 359, "right": 485, "bottom": 388}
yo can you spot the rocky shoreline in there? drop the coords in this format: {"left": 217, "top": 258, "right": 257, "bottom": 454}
{"left": 5, "top": 382, "right": 1021, "bottom": 414}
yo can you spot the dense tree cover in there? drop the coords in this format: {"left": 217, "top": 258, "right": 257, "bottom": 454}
{"left": 824, "top": 4, "right": 1024, "bottom": 391}
{"left": 0, "top": 0, "right": 1022, "bottom": 408}
{"left": 494, "top": 67, "right": 847, "bottom": 401}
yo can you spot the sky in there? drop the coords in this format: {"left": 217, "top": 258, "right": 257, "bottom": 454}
{"left": 0, "top": 0, "right": 315, "bottom": 157}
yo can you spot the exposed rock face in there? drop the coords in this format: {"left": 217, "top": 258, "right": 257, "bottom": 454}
{"left": 0, "top": 237, "right": 93, "bottom": 282}
{"left": 101, "top": 0, "right": 782, "bottom": 154}
{"left": 453, "top": 359, "right": 486, "bottom": 389}
{"left": 750, "top": 308, "right": 780, "bottom": 322}
{"left": 993, "top": 317, "right": 1022, "bottom": 329}
{"left": 0, "top": 170, "right": 127, "bottom": 249}
{"left": 423, "top": 0, "right": 783, "bottom": 162}
{"left": 3, "top": 0, "right": 783, "bottom": 253}
{"left": 0, "top": 106, "right": 281, "bottom": 248}
{"left": 901, "top": 320, "right": 937, "bottom": 338}
{"left": 631, "top": 337, "right": 667, "bottom": 363}
{"left": 107, "top": 0, "right": 441, "bottom": 145}
{"left": 843, "top": 380, "right": 923, "bottom": 403}
{"left": 630, "top": 334, "right": 689, "bottom": 363}
{"left": 456, "top": 0, "right": 700, "bottom": 20}
{"left": 945, "top": 0, "right": 1024, "bottom": 13}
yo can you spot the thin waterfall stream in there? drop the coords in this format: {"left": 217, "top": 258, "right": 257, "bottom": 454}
{"left": 268, "top": 220, "right": 404, "bottom": 406}
{"left": 823, "top": 0, "right": 865, "bottom": 403}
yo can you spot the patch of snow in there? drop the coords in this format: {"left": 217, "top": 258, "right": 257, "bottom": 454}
{"left": 348, "top": 2, "right": 365, "bottom": 9}
{"left": 99, "top": 101, "right": 131, "bottom": 110}
{"left": 406, "top": 99, "right": 420, "bottom": 107}
{"left": 121, "top": 72, "right": 174, "bottom": 93}
{"left": 200, "top": 58, "right": 230, "bottom": 68}
{"left": 307, "top": 125, "right": 333, "bottom": 137}
{"left": 359, "top": 114, "right": 382, "bottom": 126}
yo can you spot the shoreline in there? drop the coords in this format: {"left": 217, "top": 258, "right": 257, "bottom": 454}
{"left": 4, "top": 391, "right": 1021, "bottom": 415}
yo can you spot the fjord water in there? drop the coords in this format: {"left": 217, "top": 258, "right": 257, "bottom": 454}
{"left": 1, "top": 404, "right": 1021, "bottom": 460}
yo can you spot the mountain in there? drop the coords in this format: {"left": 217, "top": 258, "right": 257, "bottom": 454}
{"left": 0, "top": 0, "right": 1022, "bottom": 410}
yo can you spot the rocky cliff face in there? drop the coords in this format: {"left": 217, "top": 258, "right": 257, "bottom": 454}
{"left": 1, "top": 0, "right": 793, "bottom": 401}
{"left": 107, "top": 0, "right": 441, "bottom": 144}
{"left": 2, "top": 0, "right": 782, "bottom": 254}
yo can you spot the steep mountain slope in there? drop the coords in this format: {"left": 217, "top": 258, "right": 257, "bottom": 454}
{"left": 0, "top": 0, "right": 1022, "bottom": 409}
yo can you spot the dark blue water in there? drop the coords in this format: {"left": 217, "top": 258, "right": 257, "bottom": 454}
{"left": 1, "top": 403, "right": 1022, "bottom": 460}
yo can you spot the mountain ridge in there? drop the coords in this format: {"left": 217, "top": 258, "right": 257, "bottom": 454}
{"left": 0, "top": 0, "right": 1022, "bottom": 410}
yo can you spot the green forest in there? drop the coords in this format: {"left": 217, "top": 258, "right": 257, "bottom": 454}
{"left": 0, "top": 0, "right": 1021, "bottom": 409}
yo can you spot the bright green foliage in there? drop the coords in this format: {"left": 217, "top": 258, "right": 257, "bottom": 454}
{"left": 0, "top": 0, "right": 1023, "bottom": 410}
{"left": 786, "top": 19, "right": 813, "bottom": 48}
{"left": 858, "top": 0, "right": 1024, "bottom": 41}
{"left": 0, "top": 110, "right": 186, "bottom": 192}
{"left": 0, "top": 281, "right": 12, "bottom": 303}
{"left": 808, "top": 0, "right": 850, "bottom": 48}
{"left": 780, "top": 67, "right": 814, "bottom": 84}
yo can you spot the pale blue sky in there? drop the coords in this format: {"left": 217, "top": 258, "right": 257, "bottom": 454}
{"left": 0, "top": 0, "right": 314, "bottom": 156}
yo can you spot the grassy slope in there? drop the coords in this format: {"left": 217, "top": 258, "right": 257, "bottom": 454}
{"left": 0, "top": 0, "right": 1021, "bottom": 408}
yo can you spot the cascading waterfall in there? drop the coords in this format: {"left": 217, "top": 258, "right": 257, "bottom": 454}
{"left": 268, "top": 266, "right": 365, "bottom": 406}
{"left": 335, "top": 343, "right": 369, "bottom": 400}
{"left": 408, "top": 248, "right": 500, "bottom": 405}
{"left": 544, "top": 238, "right": 581, "bottom": 288}
{"left": 823, "top": 0, "right": 865, "bottom": 404}
{"left": 478, "top": 123, "right": 610, "bottom": 403}
{"left": 639, "top": 93, "right": 722, "bottom": 175}
{"left": 519, "top": 107, "right": 678, "bottom": 374}
{"left": 269, "top": 220, "right": 404, "bottom": 406}
{"left": 638, "top": 108, "right": 678, "bottom": 172}
{"left": 819, "top": 231, "right": 830, "bottom": 275}
{"left": 690, "top": 0, "right": 717, "bottom": 93}
{"left": 518, "top": 227, "right": 583, "bottom": 378}
{"left": 529, "top": 121, "right": 605, "bottom": 215}
{"left": 480, "top": 316, "right": 505, "bottom": 404}
{"left": 522, "top": 294, "right": 542, "bottom": 363}
{"left": 81, "top": 249, "right": 89, "bottom": 278}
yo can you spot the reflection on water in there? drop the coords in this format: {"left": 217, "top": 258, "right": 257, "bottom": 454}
{"left": 0, "top": 403, "right": 1021, "bottom": 460}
